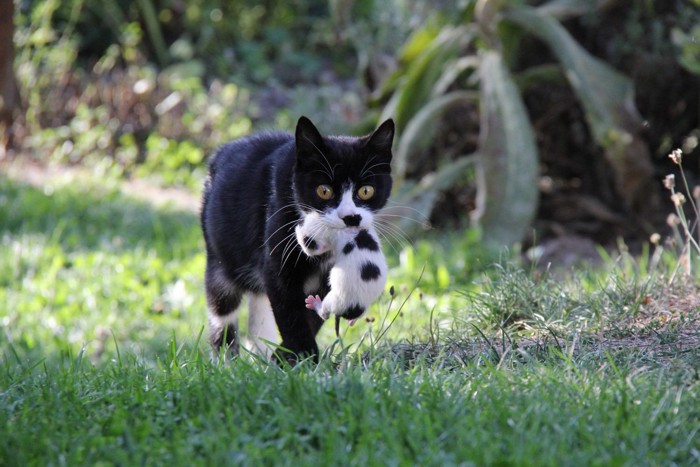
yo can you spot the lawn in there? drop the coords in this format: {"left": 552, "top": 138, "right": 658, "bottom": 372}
{"left": 1, "top": 166, "right": 699, "bottom": 465}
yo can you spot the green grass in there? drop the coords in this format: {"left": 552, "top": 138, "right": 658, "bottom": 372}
{"left": 1, "top": 170, "right": 699, "bottom": 465}
{"left": 1, "top": 174, "right": 205, "bottom": 365}
{"left": 3, "top": 353, "right": 698, "bottom": 466}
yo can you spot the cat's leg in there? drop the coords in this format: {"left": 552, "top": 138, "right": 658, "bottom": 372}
{"left": 267, "top": 286, "right": 321, "bottom": 365}
{"left": 247, "top": 293, "right": 279, "bottom": 359}
{"left": 205, "top": 261, "right": 243, "bottom": 359}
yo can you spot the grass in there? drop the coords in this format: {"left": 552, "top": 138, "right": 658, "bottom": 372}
{"left": 1, "top": 167, "right": 700, "bottom": 465}
{"left": 4, "top": 352, "right": 698, "bottom": 465}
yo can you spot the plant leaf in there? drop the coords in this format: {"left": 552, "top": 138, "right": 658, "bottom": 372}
{"left": 391, "top": 155, "right": 477, "bottom": 234}
{"left": 504, "top": 6, "right": 655, "bottom": 214}
{"left": 473, "top": 51, "right": 539, "bottom": 247}
{"left": 394, "top": 90, "right": 478, "bottom": 181}
{"left": 536, "top": 0, "right": 598, "bottom": 20}
{"left": 391, "top": 26, "right": 476, "bottom": 133}
{"left": 503, "top": 6, "right": 641, "bottom": 147}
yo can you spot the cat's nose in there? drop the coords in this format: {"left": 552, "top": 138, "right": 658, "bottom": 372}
{"left": 342, "top": 214, "right": 361, "bottom": 227}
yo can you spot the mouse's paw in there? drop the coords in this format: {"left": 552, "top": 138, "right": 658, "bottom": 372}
{"left": 304, "top": 294, "right": 322, "bottom": 312}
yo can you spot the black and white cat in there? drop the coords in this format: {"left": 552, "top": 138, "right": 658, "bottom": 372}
{"left": 200, "top": 116, "right": 394, "bottom": 363}
{"left": 299, "top": 224, "right": 387, "bottom": 324}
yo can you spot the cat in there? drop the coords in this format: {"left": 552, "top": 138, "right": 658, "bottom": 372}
{"left": 200, "top": 116, "right": 394, "bottom": 363}
{"left": 300, "top": 225, "right": 387, "bottom": 324}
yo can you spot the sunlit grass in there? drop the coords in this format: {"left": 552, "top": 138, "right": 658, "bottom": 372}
{"left": 1, "top": 168, "right": 699, "bottom": 465}
{"left": 1, "top": 173, "right": 206, "bottom": 365}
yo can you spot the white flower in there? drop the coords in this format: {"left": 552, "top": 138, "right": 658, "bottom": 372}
{"left": 671, "top": 192, "right": 686, "bottom": 206}
{"left": 663, "top": 174, "right": 675, "bottom": 190}
{"left": 669, "top": 148, "right": 683, "bottom": 165}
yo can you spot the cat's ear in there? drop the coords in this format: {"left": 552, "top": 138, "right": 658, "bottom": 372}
{"left": 295, "top": 116, "right": 325, "bottom": 160}
{"left": 365, "top": 119, "right": 395, "bottom": 157}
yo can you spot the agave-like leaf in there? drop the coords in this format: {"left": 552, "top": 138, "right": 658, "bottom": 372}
{"left": 504, "top": 6, "right": 655, "bottom": 213}
{"left": 394, "top": 90, "right": 478, "bottom": 181}
{"left": 432, "top": 56, "right": 481, "bottom": 97}
{"left": 536, "top": 0, "right": 598, "bottom": 20}
{"left": 473, "top": 51, "right": 539, "bottom": 247}
{"left": 389, "top": 26, "right": 476, "bottom": 133}
{"left": 391, "top": 156, "right": 477, "bottom": 234}
{"left": 504, "top": 6, "right": 642, "bottom": 146}
{"left": 373, "top": 22, "right": 443, "bottom": 106}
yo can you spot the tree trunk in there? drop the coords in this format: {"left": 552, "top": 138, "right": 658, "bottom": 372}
{"left": 0, "top": 0, "right": 18, "bottom": 156}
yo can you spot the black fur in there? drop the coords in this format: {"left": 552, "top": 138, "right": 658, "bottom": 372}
{"left": 343, "top": 304, "right": 365, "bottom": 320}
{"left": 304, "top": 236, "right": 318, "bottom": 251}
{"left": 360, "top": 262, "right": 381, "bottom": 281}
{"left": 210, "top": 323, "right": 238, "bottom": 354}
{"left": 342, "top": 214, "right": 362, "bottom": 227}
{"left": 201, "top": 116, "right": 394, "bottom": 364}
{"left": 355, "top": 229, "right": 379, "bottom": 251}
{"left": 342, "top": 242, "right": 356, "bottom": 255}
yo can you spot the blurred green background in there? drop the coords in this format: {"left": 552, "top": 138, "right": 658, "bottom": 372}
{"left": 2, "top": 0, "right": 699, "bottom": 248}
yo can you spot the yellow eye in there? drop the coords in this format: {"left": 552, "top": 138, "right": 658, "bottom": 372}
{"left": 316, "top": 185, "right": 334, "bottom": 200}
{"left": 357, "top": 185, "right": 375, "bottom": 200}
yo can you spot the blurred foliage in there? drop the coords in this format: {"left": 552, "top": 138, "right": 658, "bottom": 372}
{"left": 31, "top": 0, "right": 436, "bottom": 85}
{"left": 14, "top": 0, "right": 258, "bottom": 189}
{"left": 11, "top": 0, "right": 441, "bottom": 188}
{"left": 377, "top": 0, "right": 680, "bottom": 246}
{"left": 8, "top": 0, "right": 700, "bottom": 245}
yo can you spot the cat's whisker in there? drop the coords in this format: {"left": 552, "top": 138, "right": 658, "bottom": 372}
{"left": 264, "top": 219, "right": 300, "bottom": 248}
{"left": 266, "top": 202, "right": 299, "bottom": 221}
{"left": 303, "top": 135, "right": 337, "bottom": 179}
{"left": 377, "top": 214, "right": 417, "bottom": 234}
{"left": 296, "top": 203, "right": 323, "bottom": 215}
{"left": 281, "top": 245, "right": 295, "bottom": 271}
{"left": 359, "top": 154, "right": 378, "bottom": 179}
{"left": 383, "top": 201, "right": 431, "bottom": 217}
{"left": 317, "top": 218, "right": 344, "bottom": 231}
{"left": 280, "top": 234, "right": 301, "bottom": 271}
{"left": 374, "top": 222, "right": 411, "bottom": 255}
{"left": 263, "top": 203, "right": 311, "bottom": 249}
{"left": 263, "top": 201, "right": 325, "bottom": 248}
{"left": 378, "top": 215, "right": 417, "bottom": 242}
{"left": 292, "top": 247, "right": 305, "bottom": 269}
{"left": 375, "top": 219, "right": 413, "bottom": 244}
{"left": 306, "top": 224, "right": 332, "bottom": 249}
{"left": 360, "top": 161, "right": 391, "bottom": 179}
{"left": 373, "top": 227, "right": 402, "bottom": 257}
{"left": 310, "top": 168, "right": 335, "bottom": 179}
{"left": 269, "top": 228, "right": 299, "bottom": 256}
{"left": 376, "top": 213, "right": 432, "bottom": 230}
{"left": 378, "top": 203, "right": 432, "bottom": 230}
{"left": 273, "top": 239, "right": 295, "bottom": 265}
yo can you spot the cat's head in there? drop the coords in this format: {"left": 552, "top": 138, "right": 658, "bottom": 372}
{"left": 293, "top": 116, "right": 394, "bottom": 256}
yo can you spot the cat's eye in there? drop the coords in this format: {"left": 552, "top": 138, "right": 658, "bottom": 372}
{"left": 316, "top": 184, "right": 334, "bottom": 200}
{"left": 357, "top": 185, "right": 375, "bottom": 200}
